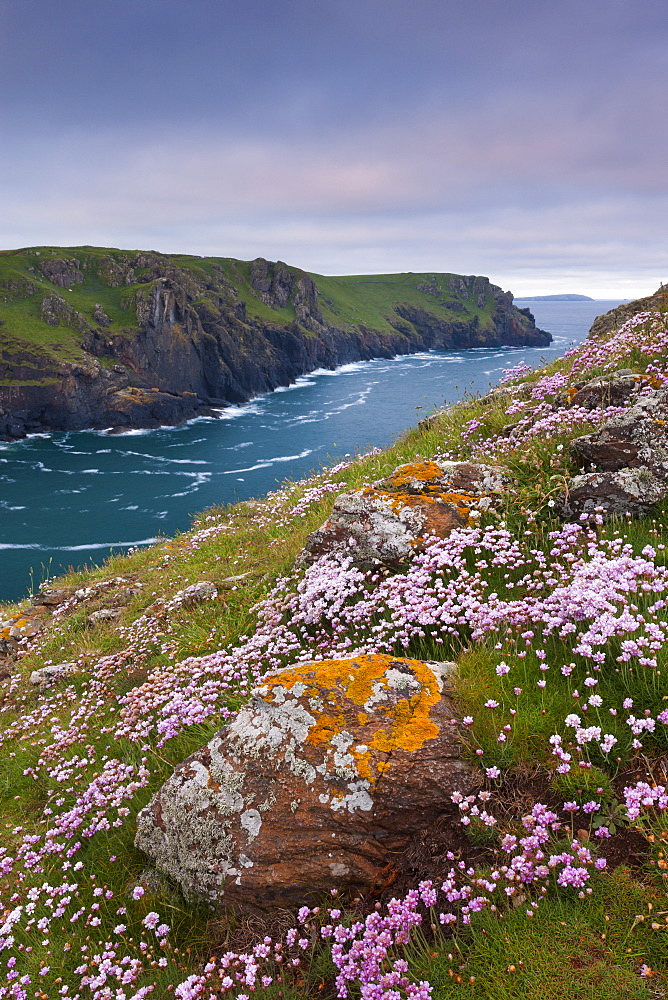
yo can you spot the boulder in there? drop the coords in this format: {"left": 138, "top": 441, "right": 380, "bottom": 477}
{"left": 93, "top": 304, "right": 112, "bottom": 328}
{"left": 569, "top": 371, "right": 646, "bottom": 410}
{"left": 88, "top": 608, "right": 123, "bottom": 625}
{"left": 0, "top": 613, "right": 43, "bottom": 652}
{"left": 564, "top": 388, "right": 668, "bottom": 519}
{"left": 563, "top": 468, "right": 668, "bottom": 520}
{"left": 571, "top": 388, "right": 668, "bottom": 475}
{"left": 297, "top": 460, "right": 508, "bottom": 568}
{"left": 135, "top": 653, "right": 475, "bottom": 911}
{"left": 168, "top": 580, "right": 218, "bottom": 608}
{"left": 32, "top": 588, "right": 73, "bottom": 608}
{"left": 29, "top": 661, "right": 77, "bottom": 688}
{"left": 75, "top": 576, "right": 142, "bottom": 603}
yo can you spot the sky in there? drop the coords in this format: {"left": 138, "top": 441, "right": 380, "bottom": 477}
{"left": 1, "top": 0, "right": 666, "bottom": 297}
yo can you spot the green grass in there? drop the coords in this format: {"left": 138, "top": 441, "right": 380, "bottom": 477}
{"left": 408, "top": 871, "right": 665, "bottom": 998}
{"left": 312, "top": 270, "right": 495, "bottom": 331}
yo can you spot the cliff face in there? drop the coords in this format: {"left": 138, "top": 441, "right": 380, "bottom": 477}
{"left": 0, "top": 248, "right": 551, "bottom": 439}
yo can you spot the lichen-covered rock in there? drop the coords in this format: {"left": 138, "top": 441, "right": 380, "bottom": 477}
{"left": 569, "top": 371, "right": 647, "bottom": 410}
{"left": 29, "top": 661, "right": 77, "bottom": 688}
{"left": 168, "top": 580, "right": 218, "bottom": 609}
{"left": 297, "top": 460, "right": 509, "bottom": 568}
{"left": 564, "top": 388, "right": 668, "bottom": 519}
{"left": 563, "top": 468, "right": 668, "bottom": 519}
{"left": 571, "top": 388, "right": 668, "bottom": 474}
{"left": 32, "top": 588, "right": 73, "bottom": 607}
{"left": 135, "top": 654, "right": 475, "bottom": 911}
{"left": 378, "top": 460, "right": 508, "bottom": 498}
{"left": 88, "top": 608, "right": 123, "bottom": 625}
{"left": 0, "top": 612, "right": 44, "bottom": 652}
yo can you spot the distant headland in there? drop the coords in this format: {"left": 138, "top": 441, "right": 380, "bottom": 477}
{"left": 515, "top": 293, "right": 595, "bottom": 301}
{"left": 0, "top": 246, "right": 551, "bottom": 440}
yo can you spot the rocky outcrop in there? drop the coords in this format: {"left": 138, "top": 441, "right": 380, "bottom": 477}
{"left": 571, "top": 388, "right": 668, "bottom": 474}
{"left": 135, "top": 653, "right": 475, "bottom": 911}
{"left": 563, "top": 384, "right": 668, "bottom": 518}
{"left": 0, "top": 249, "right": 551, "bottom": 439}
{"left": 297, "top": 460, "right": 509, "bottom": 568}
{"left": 36, "top": 257, "right": 84, "bottom": 288}
{"left": 588, "top": 286, "right": 668, "bottom": 340}
{"left": 565, "top": 468, "right": 668, "bottom": 520}
{"left": 569, "top": 371, "right": 649, "bottom": 410}
{"left": 0, "top": 577, "right": 143, "bottom": 661}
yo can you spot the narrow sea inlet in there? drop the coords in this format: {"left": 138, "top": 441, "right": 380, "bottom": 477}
{"left": 0, "top": 300, "right": 622, "bottom": 602}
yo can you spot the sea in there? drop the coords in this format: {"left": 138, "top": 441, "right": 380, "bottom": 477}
{"left": 0, "top": 299, "right": 625, "bottom": 604}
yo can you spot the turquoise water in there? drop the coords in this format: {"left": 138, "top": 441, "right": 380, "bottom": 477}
{"left": 0, "top": 300, "right": 623, "bottom": 602}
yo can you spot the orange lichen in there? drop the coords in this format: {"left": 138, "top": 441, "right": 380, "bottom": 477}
{"left": 261, "top": 654, "right": 443, "bottom": 786}
{"left": 359, "top": 485, "right": 474, "bottom": 523}
{"left": 350, "top": 748, "right": 374, "bottom": 782}
{"left": 439, "top": 491, "right": 477, "bottom": 521}
{"left": 385, "top": 461, "right": 448, "bottom": 489}
{"left": 308, "top": 712, "right": 347, "bottom": 746}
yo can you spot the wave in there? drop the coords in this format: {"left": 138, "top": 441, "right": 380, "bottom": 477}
{"left": 122, "top": 451, "right": 210, "bottom": 465}
{"left": 210, "top": 402, "right": 263, "bottom": 420}
{"left": 0, "top": 538, "right": 159, "bottom": 552}
{"left": 219, "top": 448, "right": 314, "bottom": 476}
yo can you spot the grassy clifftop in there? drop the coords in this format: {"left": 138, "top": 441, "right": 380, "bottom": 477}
{"left": 0, "top": 293, "right": 667, "bottom": 997}
{"left": 0, "top": 245, "right": 543, "bottom": 369}
{"left": 0, "top": 246, "right": 549, "bottom": 439}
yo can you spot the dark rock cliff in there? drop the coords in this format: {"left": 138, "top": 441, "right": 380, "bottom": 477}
{"left": 0, "top": 252, "right": 551, "bottom": 439}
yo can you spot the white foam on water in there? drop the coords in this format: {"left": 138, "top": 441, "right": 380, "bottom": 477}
{"left": 122, "top": 451, "right": 210, "bottom": 465}
{"left": 0, "top": 538, "right": 159, "bottom": 551}
{"left": 211, "top": 402, "right": 263, "bottom": 420}
{"left": 165, "top": 472, "right": 212, "bottom": 497}
{"left": 219, "top": 448, "right": 314, "bottom": 475}
{"left": 96, "top": 426, "right": 153, "bottom": 437}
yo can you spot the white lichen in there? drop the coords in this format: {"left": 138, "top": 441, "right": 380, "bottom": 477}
{"left": 240, "top": 808, "right": 262, "bottom": 843}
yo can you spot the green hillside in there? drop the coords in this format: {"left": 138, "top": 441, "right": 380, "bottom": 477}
{"left": 0, "top": 245, "right": 513, "bottom": 366}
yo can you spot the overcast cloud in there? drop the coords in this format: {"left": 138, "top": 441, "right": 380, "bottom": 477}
{"left": 1, "top": 0, "right": 666, "bottom": 296}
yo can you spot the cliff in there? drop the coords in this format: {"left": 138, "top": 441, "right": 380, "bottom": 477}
{"left": 0, "top": 246, "right": 550, "bottom": 439}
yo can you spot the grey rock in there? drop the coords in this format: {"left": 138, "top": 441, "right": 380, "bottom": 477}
{"left": 563, "top": 468, "right": 668, "bottom": 519}
{"left": 37, "top": 257, "right": 84, "bottom": 289}
{"left": 88, "top": 608, "right": 123, "bottom": 625}
{"left": 29, "top": 661, "right": 77, "bottom": 688}
{"left": 169, "top": 580, "right": 218, "bottom": 608}
{"left": 571, "top": 388, "right": 668, "bottom": 476}
{"left": 32, "top": 588, "right": 72, "bottom": 607}
{"left": 297, "top": 460, "right": 510, "bottom": 569}
{"left": 570, "top": 372, "right": 648, "bottom": 410}
{"left": 218, "top": 573, "right": 251, "bottom": 589}
{"left": 93, "top": 304, "right": 112, "bottom": 327}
